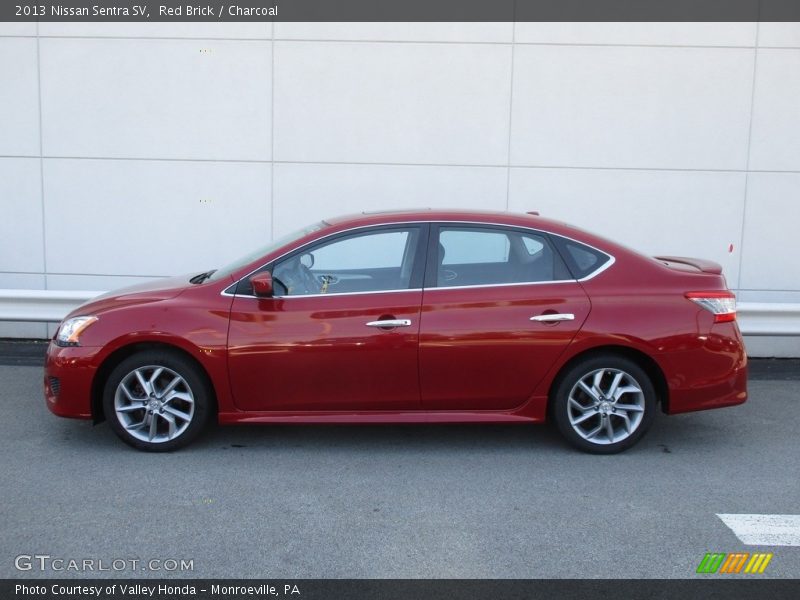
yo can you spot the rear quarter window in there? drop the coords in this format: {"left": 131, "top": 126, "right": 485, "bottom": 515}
{"left": 552, "top": 236, "right": 612, "bottom": 279}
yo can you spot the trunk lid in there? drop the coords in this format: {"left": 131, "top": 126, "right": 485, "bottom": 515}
{"left": 654, "top": 255, "right": 723, "bottom": 275}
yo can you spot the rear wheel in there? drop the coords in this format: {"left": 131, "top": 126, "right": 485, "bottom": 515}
{"left": 552, "top": 354, "right": 656, "bottom": 454}
{"left": 103, "top": 350, "right": 212, "bottom": 451}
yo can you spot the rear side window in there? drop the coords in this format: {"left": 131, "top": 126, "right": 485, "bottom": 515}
{"left": 552, "top": 235, "right": 612, "bottom": 279}
{"left": 440, "top": 230, "right": 510, "bottom": 265}
{"left": 434, "top": 226, "right": 570, "bottom": 287}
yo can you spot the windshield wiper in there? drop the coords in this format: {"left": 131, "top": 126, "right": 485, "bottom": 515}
{"left": 189, "top": 270, "right": 216, "bottom": 284}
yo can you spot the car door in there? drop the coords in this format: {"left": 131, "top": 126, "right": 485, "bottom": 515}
{"left": 419, "top": 224, "right": 591, "bottom": 411}
{"left": 227, "top": 224, "right": 427, "bottom": 412}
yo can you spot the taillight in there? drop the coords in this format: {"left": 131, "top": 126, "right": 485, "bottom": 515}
{"left": 686, "top": 291, "right": 736, "bottom": 323}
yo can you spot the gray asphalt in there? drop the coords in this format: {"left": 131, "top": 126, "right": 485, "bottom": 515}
{"left": 1, "top": 364, "right": 798, "bottom": 579}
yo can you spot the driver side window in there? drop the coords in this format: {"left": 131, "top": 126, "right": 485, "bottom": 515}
{"left": 272, "top": 227, "right": 420, "bottom": 296}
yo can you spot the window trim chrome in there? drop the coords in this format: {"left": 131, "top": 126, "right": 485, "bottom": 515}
{"left": 273, "top": 288, "right": 422, "bottom": 300}
{"left": 222, "top": 220, "right": 615, "bottom": 299}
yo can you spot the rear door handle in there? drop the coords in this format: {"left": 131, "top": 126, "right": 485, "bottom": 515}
{"left": 530, "top": 313, "right": 575, "bottom": 322}
{"left": 366, "top": 319, "right": 412, "bottom": 328}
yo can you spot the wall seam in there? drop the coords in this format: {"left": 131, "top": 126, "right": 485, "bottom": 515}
{"left": 6, "top": 34, "right": 796, "bottom": 51}
{"left": 504, "top": 11, "right": 516, "bottom": 211}
{"left": 736, "top": 20, "right": 761, "bottom": 292}
{"left": 34, "top": 22, "right": 47, "bottom": 293}
{"left": 4, "top": 155, "right": 798, "bottom": 174}
{"left": 270, "top": 22, "right": 275, "bottom": 239}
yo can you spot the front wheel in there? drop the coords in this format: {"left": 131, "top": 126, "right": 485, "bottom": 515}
{"left": 552, "top": 355, "right": 657, "bottom": 454}
{"left": 103, "top": 350, "right": 213, "bottom": 451}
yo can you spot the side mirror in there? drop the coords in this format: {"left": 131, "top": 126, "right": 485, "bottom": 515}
{"left": 250, "top": 272, "right": 274, "bottom": 297}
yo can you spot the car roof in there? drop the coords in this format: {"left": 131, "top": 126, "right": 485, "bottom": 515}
{"left": 318, "top": 209, "right": 634, "bottom": 263}
{"left": 324, "top": 209, "right": 554, "bottom": 230}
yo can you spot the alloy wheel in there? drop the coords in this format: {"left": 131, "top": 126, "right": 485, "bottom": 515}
{"left": 567, "top": 368, "right": 646, "bottom": 445}
{"left": 113, "top": 365, "right": 195, "bottom": 443}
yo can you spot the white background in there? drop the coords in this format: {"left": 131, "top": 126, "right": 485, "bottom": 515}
{"left": 1, "top": 21, "right": 798, "bottom": 355}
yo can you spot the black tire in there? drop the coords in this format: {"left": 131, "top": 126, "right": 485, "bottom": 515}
{"left": 552, "top": 354, "right": 656, "bottom": 454}
{"left": 102, "top": 350, "right": 213, "bottom": 451}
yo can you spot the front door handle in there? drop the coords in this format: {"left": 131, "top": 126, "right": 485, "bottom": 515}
{"left": 530, "top": 313, "right": 575, "bottom": 322}
{"left": 366, "top": 319, "right": 412, "bottom": 328}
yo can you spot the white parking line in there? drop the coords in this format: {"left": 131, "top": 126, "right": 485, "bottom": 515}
{"left": 717, "top": 514, "right": 800, "bottom": 546}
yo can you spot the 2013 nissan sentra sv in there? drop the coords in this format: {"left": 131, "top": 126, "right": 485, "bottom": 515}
{"left": 45, "top": 210, "right": 747, "bottom": 453}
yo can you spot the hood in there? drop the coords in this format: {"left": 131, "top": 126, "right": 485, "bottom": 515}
{"left": 66, "top": 274, "right": 193, "bottom": 319}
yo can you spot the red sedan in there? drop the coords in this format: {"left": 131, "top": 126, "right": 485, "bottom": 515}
{"left": 45, "top": 210, "right": 746, "bottom": 453}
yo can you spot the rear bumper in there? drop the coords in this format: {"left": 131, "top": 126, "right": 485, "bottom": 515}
{"left": 44, "top": 341, "right": 99, "bottom": 419}
{"left": 666, "top": 360, "right": 747, "bottom": 414}
{"left": 662, "top": 321, "right": 748, "bottom": 415}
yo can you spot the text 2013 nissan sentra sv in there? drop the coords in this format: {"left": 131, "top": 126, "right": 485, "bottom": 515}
{"left": 45, "top": 210, "right": 747, "bottom": 453}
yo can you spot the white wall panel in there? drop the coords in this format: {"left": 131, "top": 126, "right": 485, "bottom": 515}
{"left": 39, "top": 22, "right": 271, "bottom": 39}
{"left": 46, "top": 274, "right": 163, "bottom": 292}
{"left": 508, "top": 168, "right": 746, "bottom": 285}
{"left": 273, "top": 41, "right": 512, "bottom": 165}
{"left": 0, "top": 273, "right": 47, "bottom": 338}
{"left": 737, "top": 290, "right": 800, "bottom": 303}
{"left": 515, "top": 22, "right": 756, "bottom": 47}
{"left": 748, "top": 49, "right": 800, "bottom": 171}
{"left": 758, "top": 23, "right": 800, "bottom": 47}
{"left": 510, "top": 45, "right": 754, "bottom": 170}
{"left": 0, "top": 22, "right": 798, "bottom": 352}
{"left": 39, "top": 38, "right": 271, "bottom": 160}
{"left": 273, "top": 163, "right": 507, "bottom": 235}
{"left": 275, "top": 22, "right": 512, "bottom": 43}
{"left": 743, "top": 337, "right": 800, "bottom": 358}
{"left": 43, "top": 159, "right": 271, "bottom": 276}
{"left": 739, "top": 173, "right": 800, "bottom": 291}
{"left": 0, "top": 22, "right": 37, "bottom": 36}
{"left": 0, "top": 158, "right": 44, "bottom": 273}
{"left": 0, "top": 38, "right": 40, "bottom": 156}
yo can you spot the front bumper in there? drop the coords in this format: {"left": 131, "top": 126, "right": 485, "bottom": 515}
{"left": 44, "top": 341, "right": 100, "bottom": 419}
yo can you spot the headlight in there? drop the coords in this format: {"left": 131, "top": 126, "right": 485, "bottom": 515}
{"left": 56, "top": 316, "right": 98, "bottom": 346}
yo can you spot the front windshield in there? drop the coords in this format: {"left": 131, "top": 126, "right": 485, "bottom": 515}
{"left": 207, "top": 221, "right": 326, "bottom": 283}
